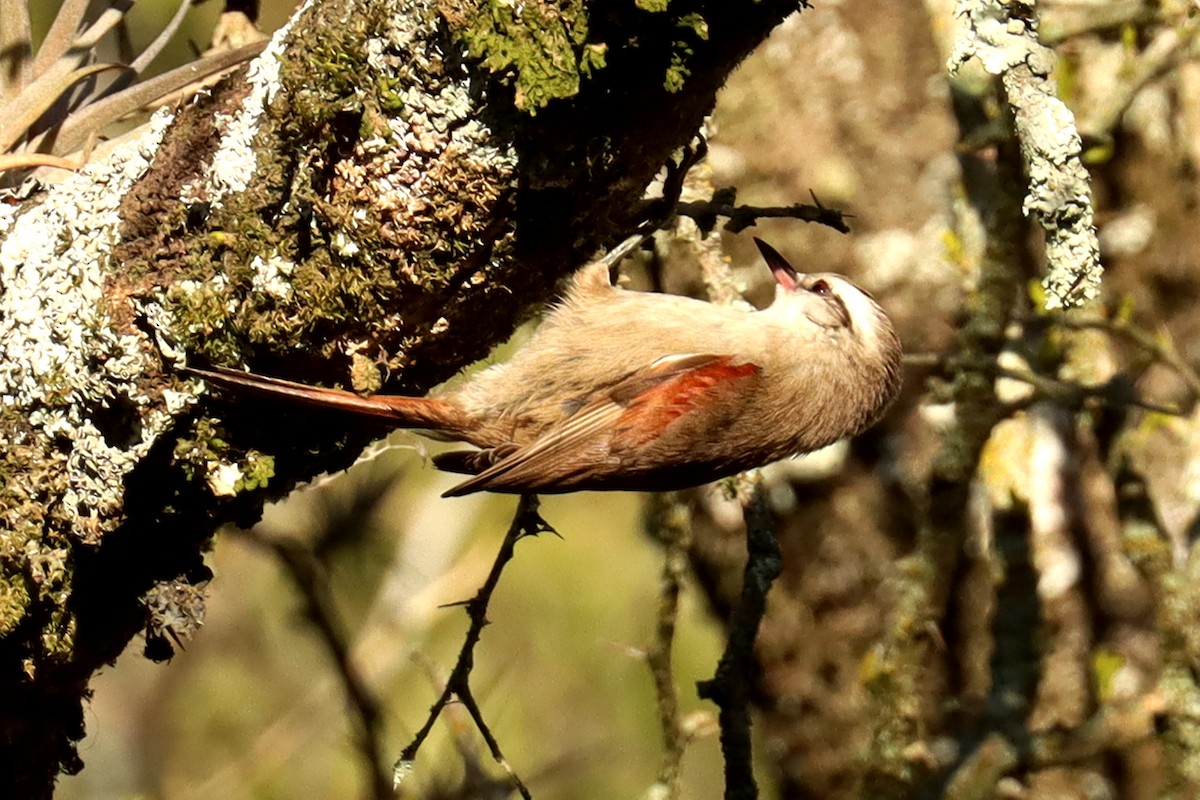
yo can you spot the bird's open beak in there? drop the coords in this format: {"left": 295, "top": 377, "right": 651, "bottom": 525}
{"left": 753, "top": 237, "right": 800, "bottom": 292}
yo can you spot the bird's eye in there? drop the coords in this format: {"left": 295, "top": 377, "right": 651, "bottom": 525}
{"left": 810, "top": 279, "right": 832, "bottom": 296}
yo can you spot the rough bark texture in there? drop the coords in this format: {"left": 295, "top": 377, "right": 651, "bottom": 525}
{"left": 0, "top": 0, "right": 801, "bottom": 795}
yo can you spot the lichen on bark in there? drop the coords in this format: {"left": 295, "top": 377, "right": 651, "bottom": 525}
{"left": 0, "top": 0, "right": 802, "bottom": 793}
{"left": 949, "top": 0, "right": 1102, "bottom": 310}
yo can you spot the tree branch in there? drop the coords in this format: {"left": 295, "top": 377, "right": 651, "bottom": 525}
{"left": 395, "top": 494, "right": 553, "bottom": 799}
{"left": 949, "top": 0, "right": 1102, "bottom": 309}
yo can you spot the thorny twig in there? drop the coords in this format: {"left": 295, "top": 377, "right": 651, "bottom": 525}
{"left": 240, "top": 529, "right": 391, "bottom": 800}
{"left": 676, "top": 188, "right": 851, "bottom": 236}
{"left": 409, "top": 653, "right": 523, "bottom": 799}
{"left": 599, "top": 136, "right": 711, "bottom": 282}
{"left": 629, "top": 135, "right": 712, "bottom": 240}
{"left": 696, "top": 483, "right": 782, "bottom": 800}
{"left": 395, "top": 494, "right": 553, "bottom": 799}
{"left": 635, "top": 137, "right": 850, "bottom": 242}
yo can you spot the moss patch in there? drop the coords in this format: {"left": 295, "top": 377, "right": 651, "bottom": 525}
{"left": 446, "top": 0, "right": 592, "bottom": 111}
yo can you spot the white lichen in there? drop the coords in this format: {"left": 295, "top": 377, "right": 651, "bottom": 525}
{"left": 206, "top": 461, "right": 244, "bottom": 497}
{"left": 183, "top": 0, "right": 316, "bottom": 207}
{"left": 250, "top": 253, "right": 296, "bottom": 297}
{"left": 0, "top": 111, "right": 180, "bottom": 541}
{"left": 330, "top": 231, "right": 360, "bottom": 257}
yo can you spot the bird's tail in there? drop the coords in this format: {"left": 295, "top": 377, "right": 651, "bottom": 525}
{"left": 186, "top": 366, "right": 465, "bottom": 433}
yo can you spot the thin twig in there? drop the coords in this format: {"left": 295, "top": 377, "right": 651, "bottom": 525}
{"left": 396, "top": 493, "right": 552, "bottom": 799}
{"left": 643, "top": 493, "right": 694, "bottom": 800}
{"left": 995, "top": 364, "right": 1184, "bottom": 416}
{"left": 696, "top": 483, "right": 782, "bottom": 800}
{"left": 1040, "top": 314, "right": 1200, "bottom": 398}
{"left": 901, "top": 351, "right": 1187, "bottom": 417}
{"left": 409, "top": 653, "right": 522, "bottom": 798}
{"left": 594, "top": 136, "right": 711, "bottom": 278}
{"left": 241, "top": 530, "right": 392, "bottom": 800}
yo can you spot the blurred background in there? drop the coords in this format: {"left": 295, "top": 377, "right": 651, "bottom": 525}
{"left": 36, "top": 0, "right": 1200, "bottom": 798}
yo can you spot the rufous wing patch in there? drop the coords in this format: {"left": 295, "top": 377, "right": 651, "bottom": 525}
{"left": 613, "top": 355, "right": 761, "bottom": 446}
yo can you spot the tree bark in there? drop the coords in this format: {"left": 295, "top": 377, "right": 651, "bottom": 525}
{"left": 0, "top": 0, "right": 801, "bottom": 794}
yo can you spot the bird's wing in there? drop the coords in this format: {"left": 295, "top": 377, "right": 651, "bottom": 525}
{"left": 442, "top": 354, "right": 760, "bottom": 496}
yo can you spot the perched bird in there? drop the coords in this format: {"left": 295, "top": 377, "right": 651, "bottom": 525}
{"left": 189, "top": 238, "right": 901, "bottom": 496}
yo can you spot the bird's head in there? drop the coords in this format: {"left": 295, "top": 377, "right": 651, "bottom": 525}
{"left": 754, "top": 237, "right": 902, "bottom": 415}
{"left": 755, "top": 238, "right": 897, "bottom": 353}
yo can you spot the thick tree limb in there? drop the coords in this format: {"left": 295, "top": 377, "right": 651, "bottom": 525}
{"left": 0, "top": 0, "right": 802, "bottom": 794}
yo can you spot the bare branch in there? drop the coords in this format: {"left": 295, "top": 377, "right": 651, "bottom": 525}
{"left": 643, "top": 492, "right": 694, "bottom": 800}
{"left": 676, "top": 190, "right": 851, "bottom": 236}
{"left": 395, "top": 494, "right": 553, "bottom": 799}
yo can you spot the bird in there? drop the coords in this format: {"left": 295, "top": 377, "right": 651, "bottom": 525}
{"left": 188, "top": 237, "right": 901, "bottom": 497}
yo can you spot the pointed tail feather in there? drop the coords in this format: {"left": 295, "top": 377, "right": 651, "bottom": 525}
{"left": 186, "top": 366, "right": 461, "bottom": 432}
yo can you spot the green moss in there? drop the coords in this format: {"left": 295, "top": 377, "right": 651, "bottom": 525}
{"left": 676, "top": 12, "right": 708, "bottom": 39}
{"left": 665, "top": 46, "right": 693, "bottom": 93}
{"left": 173, "top": 418, "right": 228, "bottom": 482}
{"left": 455, "top": 0, "right": 592, "bottom": 111}
{"left": 374, "top": 74, "right": 407, "bottom": 116}
{"left": 275, "top": 5, "right": 373, "bottom": 130}
{"left": 349, "top": 352, "right": 383, "bottom": 393}
{"left": 0, "top": 567, "right": 32, "bottom": 637}
{"left": 154, "top": 0, "right": 489, "bottom": 369}
{"left": 580, "top": 42, "right": 607, "bottom": 77}
{"left": 165, "top": 278, "right": 244, "bottom": 363}
{"left": 451, "top": 0, "right": 709, "bottom": 100}
{"left": 235, "top": 452, "right": 275, "bottom": 492}
{"left": 0, "top": 428, "right": 76, "bottom": 649}
{"left": 172, "top": 418, "right": 274, "bottom": 495}
{"left": 663, "top": 15, "right": 710, "bottom": 94}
